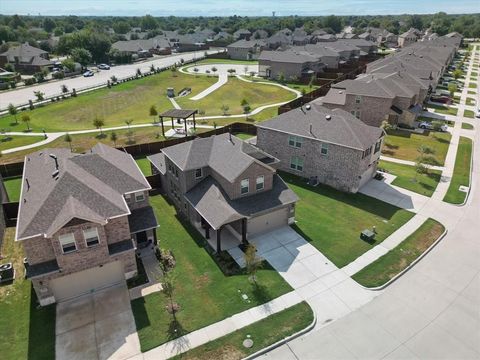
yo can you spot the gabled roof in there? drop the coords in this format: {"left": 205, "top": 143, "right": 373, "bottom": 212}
{"left": 257, "top": 104, "right": 383, "bottom": 151}
{"left": 1, "top": 43, "right": 47, "bottom": 59}
{"left": 227, "top": 39, "right": 266, "bottom": 49}
{"left": 258, "top": 50, "right": 319, "bottom": 64}
{"left": 160, "top": 133, "right": 276, "bottom": 183}
{"left": 112, "top": 38, "right": 171, "bottom": 52}
{"left": 16, "top": 144, "right": 150, "bottom": 240}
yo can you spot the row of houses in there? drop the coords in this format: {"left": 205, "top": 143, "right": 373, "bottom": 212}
{"left": 19, "top": 98, "right": 384, "bottom": 305}
{"left": 320, "top": 35, "right": 463, "bottom": 128}
{"left": 0, "top": 43, "right": 53, "bottom": 74}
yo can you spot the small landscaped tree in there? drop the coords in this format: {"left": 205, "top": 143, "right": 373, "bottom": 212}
{"left": 448, "top": 83, "right": 457, "bottom": 97}
{"left": 277, "top": 72, "right": 285, "bottom": 84}
{"left": 93, "top": 117, "right": 105, "bottom": 136}
{"left": 64, "top": 133, "right": 73, "bottom": 151}
{"left": 149, "top": 105, "right": 158, "bottom": 123}
{"left": 110, "top": 131, "right": 118, "bottom": 147}
{"left": 416, "top": 144, "right": 436, "bottom": 177}
{"left": 150, "top": 63, "right": 155, "bottom": 72}
{"left": 110, "top": 75, "right": 118, "bottom": 83}
{"left": 21, "top": 114, "right": 31, "bottom": 131}
{"left": 243, "top": 104, "right": 251, "bottom": 114}
{"left": 61, "top": 84, "right": 69, "bottom": 94}
{"left": 7, "top": 103, "right": 18, "bottom": 124}
{"left": 249, "top": 71, "right": 255, "bottom": 78}
{"left": 171, "top": 65, "right": 177, "bottom": 77}
{"left": 453, "top": 69, "right": 462, "bottom": 80}
{"left": 241, "top": 98, "right": 248, "bottom": 106}
{"left": 193, "top": 67, "right": 199, "bottom": 76}
{"left": 244, "top": 244, "right": 263, "bottom": 284}
{"left": 125, "top": 119, "right": 133, "bottom": 129}
{"left": 136, "top": 68, "right": 142, "bottom": 77}
{"left": 381, "top": 120, "right": 393, "bottom": 132}
{"left": 220, "top": 104, "right": 229, "bottom": 115}
{"left": 34, "top": 91, "right": 45, "bottom": 101}
{"left": 227, "top": 68, "right": 236, "bottom": 76}
{"left": 211, "top": 66, "right": 218, "bottom": 75}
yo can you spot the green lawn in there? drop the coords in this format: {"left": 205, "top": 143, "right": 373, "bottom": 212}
{"left": 281, "top": 172, "right": 415, "bottom": 268}
{"left": 0, "top": 135, "right": 45, "bottom": 152}
{"left": 417, "top": 116, "right": 454, "bottom": 127}
{"left": 352, "top": 219, "right": 445, "bottom": 288}
{"left": 378, "top": 160, "right": 441, "bottom": 197}
{"left": 172, "top": 302, "right": 313, "bottom": 360}
{"left": 382, "top": 129, "right": 451, "bottom": 166}
{"left": 234, "top": 132, "right": 255, "bottom": 140}
{"left": 469, "top": 82, "right": 477, "bottom": 88}
{"left": 463, "top": 109, "right": 475, "bottom": 118}
{"left": 194, "top": 59, "right": 259, "bottom": 66}
{"left": 176, "top": 77, "right": 296, "bottom": 116}
{"left": 3, "top": 176, "right": 22, "bottom": 202}
{"left": 462, "top": 122, "right": 474, "bottom": 130}
{"left": 471, "top": 71, "right": 478, "bottom": 76}
{"left": 466, "top": 97, "right": 476, "bottom": 106}
{"left": 131, "top": 195, "right": 292, "bottom": 351}
{"left": 467, "top": 90, "right": 476, "bottom": 94}
{"left": 135, "top": 156, "right": 152, "bottom": 176}
{"left": 0, "top": 71, "right": 215, "bottom": 132}
{"left": 0, "top": 228, "right": 56, "bottom": 360}
{"left": 443, "top": 136, "right": 473, "bottom": 204}
{"left": 429, "top": 103, "right": 458, "bottom": 116}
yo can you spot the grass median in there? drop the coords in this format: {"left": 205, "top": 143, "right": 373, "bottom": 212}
{"left": 171, "top": 302, "right": 313, "bottom": 360}
{"left": 352, "top": 218, "right": 445, "bottom": 288}
{"left": 443, "top": 136, "right": 473, "bottom": 204}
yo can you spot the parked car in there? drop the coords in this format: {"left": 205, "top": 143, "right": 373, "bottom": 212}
{"left": 98, "top": 64, "right": 110, "bottom": 70}
{"left": 419, "top": 121, "right": 448, "bottom": 132}
{"left": 430, "top": 95, "right": 452, "bottom": 105}
{"left": 83, "top": 70, "right": 94, "bottom": 77}
{"left": 476, "top": 108, "right": 480, "bottom": 118}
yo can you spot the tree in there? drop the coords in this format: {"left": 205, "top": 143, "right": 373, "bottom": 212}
{"left": 43, "top": 18, "right": 56, "bottom": 32}
{"left": 241, "top": 98, "right": 248, "bottom": 106}
{"left": 140, "top": 15, "right": 158, "bottom": 30}
{"left": 112, "top": 21, "right": 130, "bottom": 34}
{"left": 110, "top": 75, "right": 118, "bottom": 83}
{"left": 227, "top": 68, "right": 236, "bottom": 76}
{"left": 61, "top": 84, "right": 69, "bottom": 94}
{"left": 64, "top": 133, "right": 73, "bottom": 151}
{"left": 324, "top": 15, "right": 342, "bottom": 33}
{"left": 7, "top": 103, "right": 18, "bottom": 124}
{"left": 448, "top": 83, "right": 457, "bottom": 97}
{"left": 71, "top": 47, "right": 92, "bottom": 66}
{"left": 193, "top": 67, "right": 199, "bottom": 76}
{"left": 211, "top": 66, "right": 218, "bottom": 75}
{"left": 243, "top": 104, "right": 251, "bottom": 114}
{"left": 150, "top": 63, "right": 155, "bottom": 72}
{"left": 93, "top": 117, "right": 105, "bottom": 135}
{"left": 136, "top": 68, "right": 142, "bottom": 77}
{"left": 220, "top": 104, "right": 229, "bottom": 115}
{"left": 381, "top": 120, "right": 393, "bottom": 132}
{"left": 171, "top": 65, "right": 177, "bottom": 77}
{"left": 110, "top": 131, "right": 118, "bottom": 147}
{"left": 416, "top": 144, "right": 437, "bottom": 176}
{"left": 125, "top": 119, "right": 133, "bottom": 129}
{"left": 62, "top": 59, "right": 76, "bottom": 72}
{"left": 149, "top": 105, "right": 158, "bottom": 123}
{"left": 34, "top": 91, "right": 45, "bottom": 101}
{"left": 277, "top": 72, "right": 285, "bottom": 84}
{"left": 452, "top": 69, "right": 462, "bottom": 80}
{"left": 244, "top": 244, "right": 263, "bottom": 284}
{"left": 21, "top": 114, "right": 31, "bottom": 131}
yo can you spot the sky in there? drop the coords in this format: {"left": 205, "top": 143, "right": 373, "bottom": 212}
{"left": 1, "top": 0, "right": 479, "bottom": 16}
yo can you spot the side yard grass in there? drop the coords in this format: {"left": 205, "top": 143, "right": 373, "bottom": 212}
{"left": 468, "top": 82, "right": 477, "bottom": 89}
{"left": 281, "top": 172, "right": 414, "bottom": 268}
{"left": 134, "top": 156, "right": 153, "bottom": 176}
{"left": 465, "top": 97, "right": 476, "bottom": 106}
{"left": 382, "top": 129, "right": 451, "bottom": 166}
{"left": 172, "top": 302, "right": 313, "bottom": 360}
{"left": 131, "top": 195, "right": 292, "bottom": 351}
{"left": 352, "top": 218, "right": 445, "bottom": 288}
{"left": 428, "top": 103, "right": 458, "bottom": 116}
{"left": 463, "top": 109, "right": 474, "bottom": 118}
{"left": 462, "top": 123, "right": 474, "bottom": 130}
{"left": 443, "top": 136, "right": 473, "bottom": 204}
{"left": 378, "top": 160, "right": 441, "bottom": 197}
{"left": 0, "top": 135, "right": 45, "bottom": 152}
{"left": 0, "top": 228, "right": 56, "bottom": 360}
{"left": 3, "top": 176, "right": 22, "bottom": 202}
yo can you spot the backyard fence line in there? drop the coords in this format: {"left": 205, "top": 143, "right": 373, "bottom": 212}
{"left": 0, "top": 56, "right": 206, "bottom": 114}
{"left": 0, "top": 122, "right": 257, "bottom": 178}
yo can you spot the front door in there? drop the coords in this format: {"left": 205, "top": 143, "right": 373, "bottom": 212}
{"left": 135, "top": 231, "right": 148, "bottom": 248}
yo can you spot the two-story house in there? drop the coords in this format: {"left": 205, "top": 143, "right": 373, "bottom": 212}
{"left": 258, "top": 50, "right": 325, "bottom": 80}
{"left": 148, "top": 133, "right": 298, "bottom": 252}
{"left": 255, "top": 104, "right": 384, "bottom": 193}
{"left": 398, "top": 28, "right": 419, "bottom": 48}
{"left": 227, "top": 39, "right": 266, "bottom": 60}
{"left": 17, "top": 144, "right": 158, "bottom": 305}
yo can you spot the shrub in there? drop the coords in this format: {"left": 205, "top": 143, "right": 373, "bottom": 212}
{"left": 24, "top": 78, "right": 36, "bottom": 86}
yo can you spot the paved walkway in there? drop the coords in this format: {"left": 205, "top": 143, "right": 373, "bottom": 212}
{"left": 380, "top": 155, "right": 445, "bottom": 171}
{"left": 190, "top": 72, "right": 228, "bottom": 100}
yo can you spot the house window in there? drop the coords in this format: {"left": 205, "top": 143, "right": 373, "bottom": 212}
{"left": 290, "top": 156, "right": 304, "bottom": 172}
{"left": 83, "top": 228, "right": 99, "bottom": 247}
{"left": 135, "top": 191, "right": 145, "bottom": 202}
{"left": 321, "top": 143, "right": 329, "bottom": 156}
{"left": 195, "top": 168, "right": 203, "bottom": 179}
{"left": 59, "top": 233, "right": 76, "bottom": 253}
{"left": 256, "top": 176, "right": 264, "bottom": 191}
{"left": 363, "top": 146, "right": 372, "bottom": 158}
{"left": 241, "top": 179, "right": 249, "bottom": 195}
{"left": 288, "top": 135, "right": 302, "bottom": 148}
{"left": 374, "top": 140, "right": 382, "bottom": 154}
{"left": 355, "top": 95, "right": 362, "bottom": 104}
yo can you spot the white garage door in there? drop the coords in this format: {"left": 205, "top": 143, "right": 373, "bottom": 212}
{"left": 248, "top": 207, "right": 289, "bottom": 236}
{"left": 51, "top": 261, "right": 124, "bottom": 302}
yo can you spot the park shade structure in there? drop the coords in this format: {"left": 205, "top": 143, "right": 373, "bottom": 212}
{"left": 158, "top": 109, "right": 198, "bottom": 137}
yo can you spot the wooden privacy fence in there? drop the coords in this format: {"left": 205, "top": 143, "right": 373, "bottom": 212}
{"left": 0, "top": 122, "right": 257, "bottom": 178}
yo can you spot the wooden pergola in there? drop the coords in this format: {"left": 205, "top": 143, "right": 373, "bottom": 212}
{"left": 158, "top": 109, "right": 198, "bottom": 137}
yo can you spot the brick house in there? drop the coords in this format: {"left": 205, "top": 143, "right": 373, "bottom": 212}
{"left": 17, "top": 144, "right": 158, "bottom": 305}
{"left": 0, "top": 43, "right": 52, "bottom": 74}
{"left": 255, "top": 104, "right": 384, "bottom": 193}
{"left": 148, "top": 133, "right": 298, "bottom": 252}
{"left": 398, "top": 28, "right": 420, "bottom": 48}
{"left": 258, "top": 50, "right": 325, "bottom": 80}
{"left": 227, "top": 39, "right": 266, "bottom": 60}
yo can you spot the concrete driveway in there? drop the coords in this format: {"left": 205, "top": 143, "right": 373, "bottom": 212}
{"left": 55, "top": 285, "right": 140, "bottom": 360}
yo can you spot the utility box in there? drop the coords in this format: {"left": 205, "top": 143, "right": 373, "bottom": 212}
{"left": 167, "top": 88, "right": 175, "bottom": 98}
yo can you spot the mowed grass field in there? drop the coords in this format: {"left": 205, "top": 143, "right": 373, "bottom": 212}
{"left": 0, "top": 135, "right": 45, "bottom": 152}
{"left": 0, "top": 71, "right": 294, "bottom": 133}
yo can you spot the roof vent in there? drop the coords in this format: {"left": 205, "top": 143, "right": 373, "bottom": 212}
{"left": 339, "top": 90, "right": 343, "bottom": 94}
{"left": 305, "top": 104, "right": 311, "bottom": 110}
{"left": 309, "top": 124, "right": 313, "bottom": 133}
{"left": 326, "top": 115, "right": 332, "bottom": 120}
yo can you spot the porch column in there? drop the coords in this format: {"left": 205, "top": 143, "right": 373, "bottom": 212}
{"left": 153, "top": 229, "right": 158, "bottom": 245}
{"left": 193, "top": 113, "right": 196, "bottom": 130}
{"left": 171, "top": 117, "right": 174, "bottom": 129}
{"left": 160, "top": 116, "right": 165, "bottom": 137}
{"left": 205, "top": 223, "right": 210, "bottom": 239}
{"left": 216, "top": 226, "right": 223, "bottom": 253}
{"left": 184, "top": 117, "right": 188, "bottom": 136}
{"left": 241, "top": 218, "right": 247, "bottom": 244}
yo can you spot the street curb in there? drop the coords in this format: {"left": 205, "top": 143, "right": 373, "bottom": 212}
{"left": 243, "top": 307, "right": 317, "bottom": 360}
{"left": 355, "top": 227, "right": 448, "bottom": 291}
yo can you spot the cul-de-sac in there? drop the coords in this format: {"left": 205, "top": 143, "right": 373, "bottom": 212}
{"left": 0, "top": 2, "right": 479, "bottom": 359}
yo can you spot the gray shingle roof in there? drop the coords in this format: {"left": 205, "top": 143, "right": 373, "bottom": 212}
{"left": 17, "top": 144, "right": 150, "bottom": 240}
{"left": 257, "top": 104, "right": 383, "bottom": 151}
{"left": 227, "top": 39, "right": 266, "bottom": 49}
{"left": 128, "top": 206, "right": 158, "bottom": 233}
{"left": 185, "top": 174, "right": 298, "bottom": 229}
{"left": 161, "top": 133, "right": 276, "bottom": 183}
{"left": 112, "top": 38, "right": 171, "bottom": 52}
{"left": 258, "top": 50, "right": 319, "bottom": 64}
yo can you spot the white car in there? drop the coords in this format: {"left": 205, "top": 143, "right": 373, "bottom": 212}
{"left": 97, "top": 64, "right": 110, "bottom": 70}
{"left": 419, "top": 121, "right": 448, "bottom": 132}
{"left": 476, "top": 108, "right": 480, "bottom": 118}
